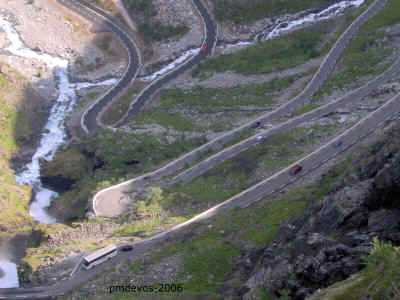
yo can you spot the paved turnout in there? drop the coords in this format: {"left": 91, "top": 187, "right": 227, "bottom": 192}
{"left": 2, "top": 90, "right": 400, "bottom": 299}
{"left": 0, "top": 0, "right": 394, "bottom": 298}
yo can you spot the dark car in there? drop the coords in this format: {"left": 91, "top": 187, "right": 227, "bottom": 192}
{"left": 333, "top": 140, "right": 343, "bottom": 148}
{"left": 290, "top": 164, "right": 302, "bottom": 175}
{"left": 251, "top": 121, "right": 261, "bottom": 129}
{"left": 120, "top": 245, "right": 133, "bottom": 252}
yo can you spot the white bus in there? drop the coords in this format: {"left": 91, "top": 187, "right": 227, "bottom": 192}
{"left": 82, "top": 244, "right": 118, "bottom": 270}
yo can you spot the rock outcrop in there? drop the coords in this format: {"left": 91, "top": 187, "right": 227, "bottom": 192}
{"left": 235, "top": 124, "right": 400, "bottom": 299}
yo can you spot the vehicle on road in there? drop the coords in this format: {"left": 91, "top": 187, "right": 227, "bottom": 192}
{"left": 120, "top": 245, "right": 133, "bottom": 252}
{"left": 201, "top": 43, "right": 208, "bottom": 52}
{"left": 82, "top": 244, "right": 118, "bottom": 270}
{"left": 251, "top": 121, "right": 261, "bottom": 129}
{"left": 333, "top": 140, "right": 343, "bottom": 148}
{"left": 256, "top": 135, "right": 265, "bottom": 141}
{"left": 290, "top": 164, "right": 303, "bottom": 175}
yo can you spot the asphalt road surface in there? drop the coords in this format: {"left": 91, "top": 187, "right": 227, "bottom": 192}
{"left": 2, "top": 90, "right": 400, "bottom": 299}
{"left": 0, "top": 0, "right": 394, "bottom": 298}
{"left": 93, "top": 0, "right": 387, "bottom": 218}
{"left": 114, "top": 0, "right": 218, "bottom": 127}
{"left": 57, "top": 0, "right": 141, "bottom": 133}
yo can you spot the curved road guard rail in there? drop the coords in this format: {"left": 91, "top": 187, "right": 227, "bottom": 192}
{"left": 0, "top": 0, "right": 392, "bottom": 298}
{"left": 112, "top": 0, "right": 218, "bottom": 128}
{"left": 57, "top": 0, "right": 142, "bottom": 133}
{"left": 2, "top": 91, "right": 400, "bottom": 300}
{"left": 93, "top": 0, "right": 387, "bottom": 217}
{"left": 169, "top": 55, "right": 400, "bottom": 185}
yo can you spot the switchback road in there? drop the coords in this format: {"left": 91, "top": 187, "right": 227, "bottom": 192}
{"left": 57, "top": 0, "right": 141, "bottom": 133}
{"left": 93, "top": 0, "right": 387, "bottom": 217}
{"left": 113, "top": 0, "right": 218, "bottom": 127}
{"left": 0, "top": 0, "right": 393, "bottom": 298}
{"left": 2, "top": 89, "right": 400, "bottom": 300}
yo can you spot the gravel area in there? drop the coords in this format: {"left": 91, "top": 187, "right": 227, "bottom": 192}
{"left": 0, "top": 0, "right": 126, "bottom": 83}
{"left": 141, "top": 0, "right": 203, "bottom": 74}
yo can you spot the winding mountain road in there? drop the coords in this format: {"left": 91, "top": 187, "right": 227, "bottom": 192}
{"left": 114, "top": 0, "right": 218, "bottom": 127}
{"left": 57, "top": 0, "right": 142, "bottom": 133}
{"left": 2, "top": 89, "right": 400, "bottom": 300}
{"left": 0, "top": 0, "right": 396, "bottom": 298}
{"left": 93, "top": 0, "right": 387, "bottom": 217}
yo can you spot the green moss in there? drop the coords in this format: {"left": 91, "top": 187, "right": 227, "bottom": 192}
{"left": 192, "top": 29, "right": 323, "bottom": 76}
{"left": 41, "top": 146, "right": 91, "bottom": 181}
{"left": 215, "top": 0, "right": 336, "bottom": 24}
{"left": 163, "top": 123, "right": 340, "bottom": 213}
{"left": 132, "top": 111, "right": 201, "bottom": 132}
{"left": 0, "top": 65, "right": 34, "bottom": 238}
{"left": 49, "top": 131, "right": 207, "bottom": 220}
{"left": 330, "top": 239, "right": 400, "bottom": 300}
{"left": 160, "top": 75, "right": 300, "bottom": 112}
{"left": 314, "top": 0, "right": 400, "bottom": 100}
{"left": 124, "top": 0, "right": 188, "bottom": 43}
{"left": 102, "top": 85, "right": 142, "bottom": 125}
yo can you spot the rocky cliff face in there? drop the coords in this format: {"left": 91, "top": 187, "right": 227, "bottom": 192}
{"left": 233, "top": 124, "right": 400, "bottom": 299}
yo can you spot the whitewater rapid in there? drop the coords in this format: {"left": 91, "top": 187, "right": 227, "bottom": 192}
{"left": 0, "top": 17, "right": 116, "bottom": 224}
{"left": 138, "top": 0, "right": 365, "bottom": 81}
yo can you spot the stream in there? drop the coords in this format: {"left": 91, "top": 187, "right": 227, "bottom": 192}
{"left": 0, "top": 0, "right": 366, "bottom": 288}
{"left": 0, "top": 15, "right": 116, "bottom": 288}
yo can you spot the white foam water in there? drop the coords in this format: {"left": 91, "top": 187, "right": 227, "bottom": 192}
{"left": 219, "top": 0, "right": 365, "bottom": 51}
{"left": 139, "top": 0, "right": 365, "bottom": 78}
{"left": 139, "top": 48, "right": 200, "bottom": 82}
{"left": 0, "top": 17, "right": 115, "bottom": 225}
{"left": 0, "top": 261, "right": 19, "bottom": 288}
{"left": 264, "top": 0, "right": 365, "bottom": 40}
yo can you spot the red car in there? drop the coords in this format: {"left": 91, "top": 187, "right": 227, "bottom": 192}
{"left": 201, "top": 43, "right": 208, "bottom": 51}
{"left": 290, "top": 164, "right": 302, "bottom": 175}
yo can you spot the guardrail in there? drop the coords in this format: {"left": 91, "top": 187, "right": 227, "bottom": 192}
{"left": 92, "top": 0, "right": 387, "bottom": 217}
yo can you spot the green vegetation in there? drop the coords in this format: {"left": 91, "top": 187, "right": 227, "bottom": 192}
{"left": 101, "top": 85, "right": 143, "bottom": 125}
{"left": 314, "top": 0, "right": 400, "bottom": 100}
{"left": 48, "top": 131, "right": 207, "bottom": 220}
{"left": 215, "top": 0, "right": 335, "bottom": 24}
{"left": 0, "top": 65, "right": 34, "bottom": 239}
{"left": 132, "top": 111, "right": 201, "bottom": 132}
{"left": 293, "top": 102, "right": 319, "bottom": 116}
{"left": 192, "top": 29, "right": 323, "bottom": 76}
{"left": 63, "top": 16, "right": 80, "bottom": 32}
{"left": 115, "top": 154, "right": 351, "bottom": 295}
{"left": 139, "top": 22, "right": 189, "bottom": 43}
{"left": 159, "top": 75, "right": 301, "bottom": 112}
{"left": 124, "top": 0, "right": 189, "bottom": 43}
{"left": 163, "top": 123, "right": 340, "bottom": 211}
{"left": 319, "top": 238, "right": 400, "bottom": 300}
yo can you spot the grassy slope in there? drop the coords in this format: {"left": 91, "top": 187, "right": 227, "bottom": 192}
{"left": 48, "top": 130, "right": 207, "bottom": 220}
{"left": 0, "top": 65, "right": 34, "bottom": 240}
{"left": 129, "top": 74, "right": 303, "bottom": 133}
{"left": 63, "top": 148, "right": 352, "bottom": 300}
{"left": 192, "top": 27, "right": 325, "bottom": 77}
{"left": 214, "top": 0, "right": 336, "bottom": 24}
{"left": 194, "top": 0, "right": 372, "bottom": 78}
{"left": 123, "top": 0, "right": 189, "bottom": 43}
{"left": 313, "top": 0, "right": 400, "bottom": 101}
{"left": 307, "top": 239, "right": 400, "bottom": 300}
{"left": 111, "top": 122, "right": 343, "bottom": 238}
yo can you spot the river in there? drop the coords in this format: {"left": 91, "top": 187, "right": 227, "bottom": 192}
{"left": 0, "top": 0, "right": 366, "bottom": 288}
